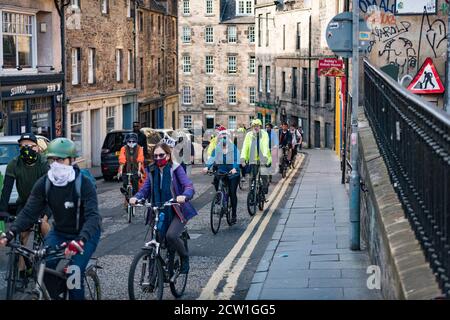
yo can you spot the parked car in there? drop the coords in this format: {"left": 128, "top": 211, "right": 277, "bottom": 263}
{"left": 100, "top": 130, "right": 132, "bottom": 181}
{"left": 0, "top": 135, "right": 50, "bottom": 211}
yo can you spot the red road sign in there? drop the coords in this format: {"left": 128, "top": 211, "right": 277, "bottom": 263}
{"left": 407, "top": 57, "right": 445, "bottom": 94}
{"left": 318, "top": 58, "right": 345, "bottom": 77}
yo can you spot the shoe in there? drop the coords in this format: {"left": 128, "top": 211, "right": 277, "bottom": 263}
{"left": 120, "top": 187, "right": 127, "bottom": 195}
{"left": 230, "top": 215, "right": 237, "bottom": 225}
{"left": 180, "top": 256, "right": 190, "bottom": 274}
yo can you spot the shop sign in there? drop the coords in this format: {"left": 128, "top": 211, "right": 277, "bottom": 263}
{"left": 2, "top": 83, "right": 62, "bottom": 99}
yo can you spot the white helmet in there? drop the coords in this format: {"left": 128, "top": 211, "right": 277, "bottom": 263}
{"left": 160, "top": 137, "right": 176, "bottom": 148}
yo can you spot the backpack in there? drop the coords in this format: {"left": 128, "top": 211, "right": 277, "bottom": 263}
{"left": 45, "top": 173, "right": 83, "bottom": 231}
{"left": 80, "top": 169, "right": 97, "bottom": 189}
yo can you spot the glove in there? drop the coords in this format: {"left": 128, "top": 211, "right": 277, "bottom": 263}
{"left": 1, "top": 230, "right": 15, "bottom": 244}
{"left": 64, "top": 240, "right": 84, "bottom": 256}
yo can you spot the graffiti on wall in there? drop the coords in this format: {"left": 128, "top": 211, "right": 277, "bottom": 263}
{"left": 361, "top": 0, "right": 448, "bottom": 79}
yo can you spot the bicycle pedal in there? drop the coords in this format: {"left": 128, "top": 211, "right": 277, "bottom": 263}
{"left": 170, "top": 272, "right": 179, "bottom": 283}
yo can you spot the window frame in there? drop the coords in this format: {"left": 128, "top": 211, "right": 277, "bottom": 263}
{"left": 249, "top": 56, "right": 255, "bottom": 74}
{"left": 106, "top": 106, "right": 116, "bottom": 133}
{"left": 127, "top": 49, "right": 133, "bottom": 82}
{"left": 182, "top": 55, "right": 191, "bottom": 74}
{"left": 228, "top": 115, "right": 237, "bottom": 130}
{"left": 71, "top": 47, "right": 81, "bottom": 85}
{"left": 228, "top": 85, "right": 237, "bottom": 105}
{"left": 228, "top": 55, "right": 237, "bottom": 74}
{"left": 183, "top": 0, "right": 190, "bottom": 15}
{"left": 182, "top": 86, "right": 192, "bottom": 105}
{"left": 0, "top": 11, "right": 37, "bottom": 73}
{"left": 249, "top": 87, "right": 256, "bottom": 105}
{"left": 205, "top": 26, "right": 214, "bottom": 43}
{"left": 205, "top": 55, "right": 214, "bottom": 74}
{"left": 116, "top": 49, "right": 123, "bottom": 82}
{"left": 206, "top": 0, "right": 214, "bottom": 15}
{"left": 182, "top": 26, "right": 191, "bottom": 43}
{"left": 248, "top": 25, "right": 255, "bottom": 43}
{"left": 88, "top": 48, "right": 96, "bottom": 84}
{"left": 183, "top": 115, "right": 192, "bottom": 129}
{"left": 205, "top": 86, "right": 214, "bottom": 105}
{"left": 227, "top": 25, "right": 237, "bottom": 43}
{"left": 101, "top": 0, "right": 109, "bottom": 14}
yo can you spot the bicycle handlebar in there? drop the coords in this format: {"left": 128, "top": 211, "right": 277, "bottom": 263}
{"left": 132, "top": 198, "right": 181, "bottom": 209}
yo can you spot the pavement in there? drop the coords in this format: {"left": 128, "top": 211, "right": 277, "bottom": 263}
{"left": 246, "top": 149, "right": 382, "bottom": 300}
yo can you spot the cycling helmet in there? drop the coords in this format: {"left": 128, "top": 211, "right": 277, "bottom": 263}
{"left": 251, "top": 119, "right": 263, "bottom": 127}
{"left": 125, "top": 133, "right": 138, "bottom": 143}
{"left": 46, "top": 138, "right": 79, "bottom": 159}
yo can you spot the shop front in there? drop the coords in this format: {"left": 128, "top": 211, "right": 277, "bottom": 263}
{"left": 255, "top": 102, "right": 276, "bottom": 126}
{"left": 0, "top": 75, "right": 64, "bottom": 139}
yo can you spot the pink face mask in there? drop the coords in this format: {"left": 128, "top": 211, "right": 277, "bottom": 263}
{"left": 155, "top": 158, "right": 168, "bottom": 167}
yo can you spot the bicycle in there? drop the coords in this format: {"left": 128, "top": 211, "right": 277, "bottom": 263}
{"left": 128, "top": 199, "right": 190, "bottom": 300}
{"left": 247, "top": 163, "right": 266, "bottom": 216}
{"left": 117, "top": 172, "right": 138, "bottom": 223}
{"left": 279, "top": 146, "right": 290, "bottom": 179}
{"left": 2, "top": 238, "right": 101, "bottom": 300}
{"left": 208, "top": 171, "right": 233, "bottom": 234}
{"left": 0, "top": 213, "right": 46, "bottom": 300}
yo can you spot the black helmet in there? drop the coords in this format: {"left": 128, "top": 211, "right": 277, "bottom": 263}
{"left": 125, "top": 133, "right": 138, "bottom": 143}
{"left": 18, "top": 133, "right": 38, "bottom": 144}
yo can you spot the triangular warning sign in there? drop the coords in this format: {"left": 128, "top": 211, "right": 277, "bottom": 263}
{"left": 407, "top": 58, "right": 445, "bottom": 94}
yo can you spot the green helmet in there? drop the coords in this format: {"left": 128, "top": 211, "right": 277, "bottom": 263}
{"left": 46, "top": 138, "right": 79, "bottom": 159}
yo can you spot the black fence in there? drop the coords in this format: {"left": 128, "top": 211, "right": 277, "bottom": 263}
{"left": 364, "top": 60, "right": 450, "bottom": 297}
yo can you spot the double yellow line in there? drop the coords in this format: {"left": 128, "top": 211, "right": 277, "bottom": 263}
{"left": 198, "top": 154, "right": 305, "bottom": 300}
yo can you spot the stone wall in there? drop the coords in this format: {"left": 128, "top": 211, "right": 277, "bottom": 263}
{"left": 358, "top": 107, "right": 442, "bottom": 299}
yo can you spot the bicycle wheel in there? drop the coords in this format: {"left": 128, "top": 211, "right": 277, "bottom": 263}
{"left": 258, "top": 190, "right": 265, "bottom": 211}
{"left": 247, "top": 187, "right": 257, "bottom": 216}
{"left": 169, "top": 236, "right": 189, "bottom": 298}
{"left": 127, "top": 186, "right": 133, "bottom": 223}
{"left": 210, "top": 192, "right": 223, "bottom": 234}
{"left": 5, "top": 249, "right": 19, "bottom": 300}
{"left": 282, "top": 160, "right": 287, "bottom": 178}
{"left": 84, "top": 270, "right": 101, "bottom": 300}
{"left": 128, "top": 248, "right": 164, "bottom": 300}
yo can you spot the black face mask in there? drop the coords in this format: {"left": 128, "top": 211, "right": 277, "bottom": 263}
{"left": 20, "top": 146, "right": 38, "bottom": 165}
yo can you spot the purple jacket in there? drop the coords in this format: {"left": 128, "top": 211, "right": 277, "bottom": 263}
{"left": 134, "top": 163, "right": 198, "bottom": 223}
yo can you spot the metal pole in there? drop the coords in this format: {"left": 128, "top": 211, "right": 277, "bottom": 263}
{"left": 349, "top": 0, "right": 360, "bottom": 250}
{"left": 308, "top": 14, "right": 312, "bottom": 148}
{"left": 341, "top": 0, "right": 350, "bottom": 184}
{"left": 446, "top": 3, "right": 450, "bottom": 114}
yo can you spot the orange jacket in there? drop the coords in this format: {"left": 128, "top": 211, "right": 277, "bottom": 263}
{"left": 119, "top": 146, "right": 144, "bottom": 166}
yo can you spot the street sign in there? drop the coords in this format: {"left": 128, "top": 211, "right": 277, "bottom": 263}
{"left": 318, "top": 58, "right": 345, "bottom": 77}
{"left": 407, "top": 58, "right": 445, "bottom": 94}
{"left": 325, "top": 12, "right": 371, "bottom": 58}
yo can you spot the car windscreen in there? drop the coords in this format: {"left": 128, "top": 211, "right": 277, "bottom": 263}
{"left": 0, "top": 144, "right": 20, "bottom": 165}
{"left": 102, "top": 133, "right": 127, "bottom": 153}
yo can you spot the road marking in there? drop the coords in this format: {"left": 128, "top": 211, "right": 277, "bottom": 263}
{"left": 198, "top": 155, "right": 304, "bottom": 300}
{"left": 218, "top": 155, "right": 304, "bottom": 299}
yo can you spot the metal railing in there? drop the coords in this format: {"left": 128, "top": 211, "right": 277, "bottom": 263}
{"left": 364, "top": 59, "right": 450, "bottom": 298}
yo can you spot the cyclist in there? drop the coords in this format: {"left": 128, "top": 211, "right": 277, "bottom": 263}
{"left": 265, "top": 123, "right": 278, "bottom": 183}
{"left": 207, "top": 125, "right": 226, "bottom": 159}
{"left": 0, "top": 138, "right": 102, "bottom": 300}
{"left": 129, "top": 142, "right": 197, "bottom": 274}
{"left": 290, "top": 124, "right": 298, "bottom": 166}
{"left": 118, "top": 133, "right": 144, "bottom": 198}
{"left": 0, "top": 133, "right": 50, "bottom": 279}
{"left": 236, "top": 126, "right": 247, "bottom": 183}
{"left": 279, "top": 122, "right": 293, "bottom": 170}
{"left": 241, "top": 119, "right": 271, "bottom": 196}
{"left": 203, "top": 130, "right": 240, "bottom": 224}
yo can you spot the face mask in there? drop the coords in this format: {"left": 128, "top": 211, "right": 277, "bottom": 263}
{"left": 155, "top": 158, "right": 168, "bottom": 167}
{"left": 47, "top": 161, "right": 76, "bottom": 187}
{"left": 20, "top": 146, "right": 38, "bottom": 165}
{"left": 127, "top": 142, "right": 137, "bottom": 148}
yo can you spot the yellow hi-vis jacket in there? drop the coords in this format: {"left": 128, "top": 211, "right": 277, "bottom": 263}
{"left": 240, "top": 130, "right": 272, "bottom": 165}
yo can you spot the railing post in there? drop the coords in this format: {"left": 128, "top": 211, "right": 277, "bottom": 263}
{"left": 349, "top": 0, "right": 360, "bottom": 251}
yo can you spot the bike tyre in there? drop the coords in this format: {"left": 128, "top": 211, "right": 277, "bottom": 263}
{"left": 128, "top": 249, "right": 164, "bottom": 300}
{"left": 210, "top": 192, "right": 223, "bottom": 234}
{"left": 169, "top": 235, "right": 189, "bottom": 298}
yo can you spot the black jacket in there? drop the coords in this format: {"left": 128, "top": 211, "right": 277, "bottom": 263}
{"left": 279, "top": 130, "right": 292, "bottom": 147}
{"left": 10, "top": 167, "right": 102, "bottom": 242}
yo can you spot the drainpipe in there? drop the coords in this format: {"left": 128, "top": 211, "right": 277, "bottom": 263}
{"left": 349, "top": 0, "right": 361, "bottom": 251}
{"left": 55, "top": 0, "right": 69, "bottom": 137}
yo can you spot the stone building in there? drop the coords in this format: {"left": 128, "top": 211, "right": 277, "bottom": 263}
{"left": 0, "top": 0, "right": 63, "bottom": 139}
{"left": 178, "top": 0, "right": 256, "bottom": 131}
{"left": 255, "top": 0, "right": 338, "bottom": 149}
{"left": 136, "top": 0, "right": 178, "bottom": 130}
{"left": 65, "top": 0, "right": 139, "bottom": 168}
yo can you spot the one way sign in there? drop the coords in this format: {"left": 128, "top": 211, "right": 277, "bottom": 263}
{"left": 407, "top": 58, "right": 445, "bottom": 94}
